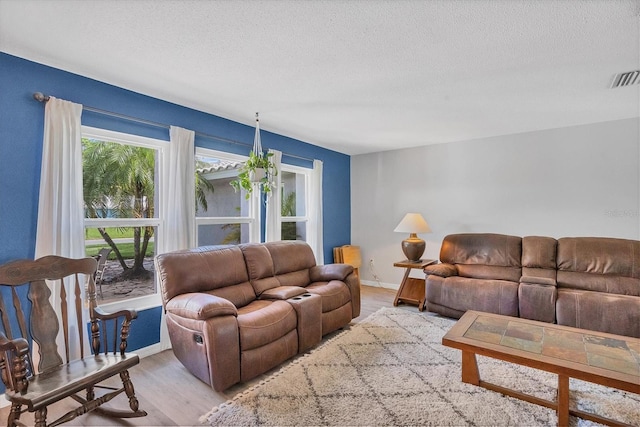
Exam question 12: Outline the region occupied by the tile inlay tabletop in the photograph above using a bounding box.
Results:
[443,310,640,427]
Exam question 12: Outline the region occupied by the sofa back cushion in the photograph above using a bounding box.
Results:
[240,243,279,294]
[241,241,316,295]
[556,237,640,296]
[440,233,522,282]
[156,245,256,307]
[521,236,558,283]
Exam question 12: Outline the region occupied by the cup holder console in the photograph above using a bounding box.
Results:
[285,291,322,352]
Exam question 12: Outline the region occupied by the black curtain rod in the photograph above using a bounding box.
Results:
[32,92,314,162]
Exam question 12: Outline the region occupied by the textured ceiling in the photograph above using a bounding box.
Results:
[1,0,638,155]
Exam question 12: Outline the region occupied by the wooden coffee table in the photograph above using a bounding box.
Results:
[442,311,640,427]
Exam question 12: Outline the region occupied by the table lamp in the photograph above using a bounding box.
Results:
[393,213,431,262]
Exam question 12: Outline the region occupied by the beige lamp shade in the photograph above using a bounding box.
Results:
[394,213,431,262]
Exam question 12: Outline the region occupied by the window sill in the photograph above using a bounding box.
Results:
[97,293,162,312]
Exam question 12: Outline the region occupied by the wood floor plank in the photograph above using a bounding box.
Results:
[0,285,400,426]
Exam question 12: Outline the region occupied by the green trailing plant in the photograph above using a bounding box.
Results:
[230,151,278,200]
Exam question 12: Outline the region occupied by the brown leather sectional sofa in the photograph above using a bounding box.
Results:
[155,241,360,391]
[424,233,640,338]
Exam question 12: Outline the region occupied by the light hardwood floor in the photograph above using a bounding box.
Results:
[0,285,413,426]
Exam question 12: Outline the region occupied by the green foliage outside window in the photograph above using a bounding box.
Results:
[281,191,299,240]
[83,138,213,281]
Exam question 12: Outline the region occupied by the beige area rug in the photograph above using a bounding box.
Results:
[202,307,640,426]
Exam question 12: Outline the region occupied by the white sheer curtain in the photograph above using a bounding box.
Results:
[265,149,282,242]
[159,126,195,253]
[308,159,324,264]
[248,187,262,244]
[34,96,85,366]
[157,126,195,351]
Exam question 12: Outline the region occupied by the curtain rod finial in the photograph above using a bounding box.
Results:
[33,92,49,102]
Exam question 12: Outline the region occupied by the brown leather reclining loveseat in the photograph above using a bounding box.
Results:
[424,233,640,338]
[155,241,360,391]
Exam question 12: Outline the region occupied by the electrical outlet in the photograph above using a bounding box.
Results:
[369,258,375,266]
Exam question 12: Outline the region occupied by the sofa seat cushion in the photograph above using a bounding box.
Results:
[456,264,522,283]
[237,300,297,351]
[305,280,352,313]
[426,275,519,317]
[556,288,640,338]
[556,271,640,297]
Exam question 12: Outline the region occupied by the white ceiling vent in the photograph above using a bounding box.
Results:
[611,70,640,88]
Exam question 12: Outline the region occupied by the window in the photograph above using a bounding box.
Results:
[82,127,163,306]
[195,148,260,245]
[280,164,311,241]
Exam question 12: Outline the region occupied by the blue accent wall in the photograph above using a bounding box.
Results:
[0,52,351,382]
[87,306,162,353]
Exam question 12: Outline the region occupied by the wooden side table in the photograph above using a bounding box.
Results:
[393,259,437,311]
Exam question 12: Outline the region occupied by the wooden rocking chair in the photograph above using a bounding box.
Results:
[0,255,147,426]
[94,247,111,299]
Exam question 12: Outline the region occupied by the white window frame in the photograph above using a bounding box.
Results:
[280,163,312,240]
[195,147,261,245]
[81,126,164,311]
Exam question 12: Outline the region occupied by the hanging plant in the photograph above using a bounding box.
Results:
[230,150,278,199]
[230,112,278,200]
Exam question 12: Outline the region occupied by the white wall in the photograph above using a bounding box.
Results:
[351,118,640,289]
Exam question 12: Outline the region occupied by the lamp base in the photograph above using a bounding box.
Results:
[401,234,425,262]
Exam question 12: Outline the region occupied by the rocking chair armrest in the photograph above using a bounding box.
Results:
[0,332,30,394]
[0,332,29,355]
[91,307,138,355]
[93,306,138,322]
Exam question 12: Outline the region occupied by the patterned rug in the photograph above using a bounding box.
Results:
[202,307,640,426]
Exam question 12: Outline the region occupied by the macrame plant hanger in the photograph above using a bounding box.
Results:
[252,112,263,158]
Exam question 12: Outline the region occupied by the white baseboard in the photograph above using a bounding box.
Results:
[361,279,398,290]
[136,342,165,359]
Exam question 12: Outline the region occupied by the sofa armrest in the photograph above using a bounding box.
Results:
[166,293,237,320]
[424,263,457,278]
[520,276,557,287]
[259,286,307,300]
[310,264,354,282]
